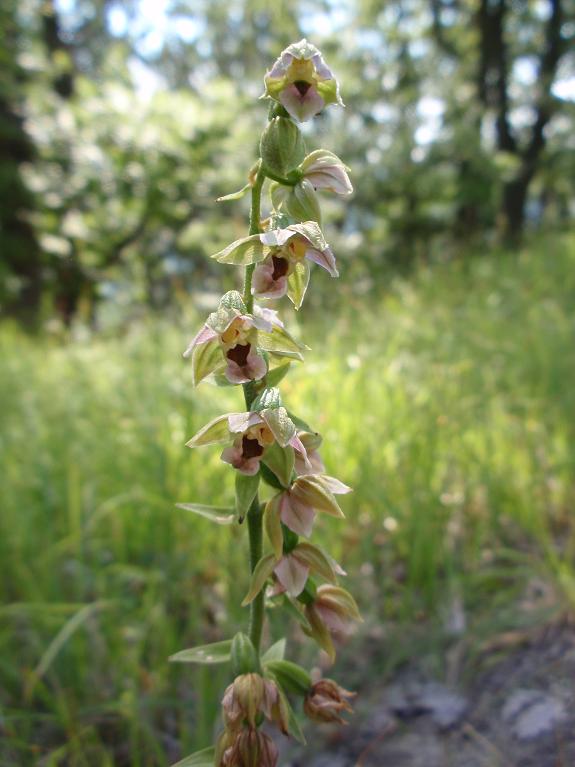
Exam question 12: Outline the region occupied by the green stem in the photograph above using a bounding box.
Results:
[242,164,266,651]
[260,165,301,187]
[243,167,266,313]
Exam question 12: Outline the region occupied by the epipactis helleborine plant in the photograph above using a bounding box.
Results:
[171,40,361,767]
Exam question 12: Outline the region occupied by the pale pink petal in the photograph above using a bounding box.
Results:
[252,261,289,299]
[228,411,263,433]
[289,434,312,470]
[305,168,353,195]
[252,305,283,331]
[320,476,353,495]
[267,52,293,79]
[274,555,309,597]
[305,245,338,277]
[295,448,325,476]
[220,445,261,475]
[316,605,354,635]
[183,324,218,358]
[280,84,325,122]
[225,348,267,384]
[259,228,294,248]
[311,52,334,80]
[279,492,316,537]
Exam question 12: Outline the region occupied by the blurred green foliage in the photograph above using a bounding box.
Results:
[1,234,574,764]
[0,0,573,326]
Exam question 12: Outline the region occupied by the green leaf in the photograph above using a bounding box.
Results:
[264,495,283,560]
[235,472,260,522]
[186,414,230,448]
[211,234,266,265]
[192,339,223,386]
[262,406,296,447]
[287,260,310,310]
[265,660,312,696]
[264,362,291,388]
[171,747,215,767]
[251,386,282,412]
[262,442,295,488]
[242,553,276,606]
[261,638,286,663]
[175,503,236,525]
[169,640,232,665]
[231,632,259,675]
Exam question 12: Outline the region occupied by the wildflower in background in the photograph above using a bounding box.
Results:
[263,39,343,122]
[184,291,303,385]
[304,678,355,724]
[186,407,310,477]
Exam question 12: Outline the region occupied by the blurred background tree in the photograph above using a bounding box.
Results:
[1,0,573,326]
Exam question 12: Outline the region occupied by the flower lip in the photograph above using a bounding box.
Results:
[271,255,290,280]
[226,343,251,367]
[242,436,264,460]
[294,80,312,96]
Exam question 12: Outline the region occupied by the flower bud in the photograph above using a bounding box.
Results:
[304,678,355,725]
[271,179,322,224]
[260,117,305,177]
[222,728,278,767]
[304,584,362,661]
[222,673,265,730]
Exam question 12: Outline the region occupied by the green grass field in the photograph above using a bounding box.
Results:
[1,234,574,766]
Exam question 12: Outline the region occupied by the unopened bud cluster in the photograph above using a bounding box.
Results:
[174,40,360,767]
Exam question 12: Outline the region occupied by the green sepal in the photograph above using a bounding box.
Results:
[231,632,260,676]
[294,542,338,583]
[241,553,276,606]
[264,660,312,696]
[206,290,246,334]
[235,472,260,522]
[170,746,215,767]
[258,325,306,359]
[261,638,286,663]
[169,640,232,665]
[251,387,282,412]
[175,503,236,525]
[264,495,283,560]
[192,339,223,386]
[260,461,286,490]
[262,406,296,446]
[211,234,265,266]
[287,260,310,310]
[186,414,230,448]
[277,684,307,745]
[262,442,295,487]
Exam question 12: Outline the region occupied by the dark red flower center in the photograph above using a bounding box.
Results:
[226,343,251,367]
[271,255,289,280]
[242,435,264,459]
[294,80,312,97]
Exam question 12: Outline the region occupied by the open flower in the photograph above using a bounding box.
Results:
[184,291,304,385]
[265,474,351,540]
[304,678,355,725]
[299,150,353,196]
[294,431,325,475]
[186,389,311,478]
[211,223,336,310]
[304,584,362,661]
[264,39,343,122]
[253,224,337,308]
[242,541,342,604]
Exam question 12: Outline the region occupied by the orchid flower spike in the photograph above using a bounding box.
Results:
[263,39,343,122]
